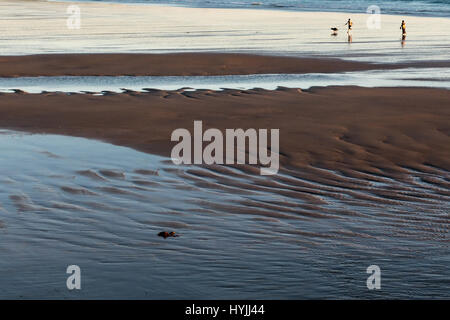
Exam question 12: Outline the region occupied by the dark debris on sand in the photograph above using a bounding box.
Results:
[158,231,179,239]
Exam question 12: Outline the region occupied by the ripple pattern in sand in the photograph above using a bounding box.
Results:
[0,131,448,299]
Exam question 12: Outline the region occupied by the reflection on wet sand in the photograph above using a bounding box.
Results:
[0,131,448,299]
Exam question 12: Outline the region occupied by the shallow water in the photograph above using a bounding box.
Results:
[0,130,448,298]
[1,68,450,93]
[58,0,450,17]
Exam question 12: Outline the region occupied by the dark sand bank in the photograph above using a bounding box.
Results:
[1,53,450,77]
[0,86,449,176]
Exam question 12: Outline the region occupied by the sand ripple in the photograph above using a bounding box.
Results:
[0,132,448,299]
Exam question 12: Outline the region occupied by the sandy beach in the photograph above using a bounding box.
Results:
[1,53,450,77]
[2,1,450,63]
[0,53,422,77]
[0,0,448,299]
[0,84,449,299]
[1,86,449,174]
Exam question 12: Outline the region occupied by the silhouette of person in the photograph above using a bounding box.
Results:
[345,18,353,32]
[400,20,406,35]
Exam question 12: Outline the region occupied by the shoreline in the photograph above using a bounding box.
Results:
[1,0,449,301]
[1,86,449,300]
[2,1,449,62]
[1,53,450,77]
[51,0,450,19]
[0,86,449,175]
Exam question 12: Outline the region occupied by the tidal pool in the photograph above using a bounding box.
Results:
[0,131,448,298]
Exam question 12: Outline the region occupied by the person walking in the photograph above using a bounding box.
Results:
[400,20,406,35]
[345,18,353,32]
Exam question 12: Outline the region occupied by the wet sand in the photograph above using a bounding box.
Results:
[2,1,450,63]
[0,86,449,176]
[1,54,450,78]
[0,130,447,298]
[4,53,450,78]
[0,0,448,300]
[0,54,397,77]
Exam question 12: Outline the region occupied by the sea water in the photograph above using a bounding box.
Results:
[65,0,450,17]
[0,68,449,93]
